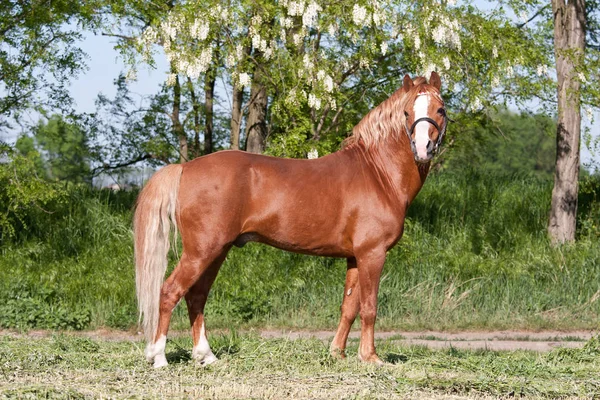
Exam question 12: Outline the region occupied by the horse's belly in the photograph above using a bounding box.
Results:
[233,231,352,258]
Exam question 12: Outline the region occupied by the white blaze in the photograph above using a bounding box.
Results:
[413,94,431,159]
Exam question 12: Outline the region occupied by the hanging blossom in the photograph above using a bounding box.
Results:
[125,68,137,82]
[431,16,461,50]
[442,56,450,70]
[423,64,438,79]
[492,75,500,88]
[584,107,594,121]
[166,73,177,86]
[191,19,209,41]
[537,64,548,76]
[328,23,338,36]
[323,75,334,92]
[352,4,368,27]
[492,46,498,59]
[381,42,388,56]
[308,93,321,110]
[578,72,587,83]
[372,10,385,27]
[471,97,482,111]
[307,148,319,159]
[302,2,321,28]
[505,65,514,78]
[238,72,251,87]
[288,0,305,16]
[414,34,421,50]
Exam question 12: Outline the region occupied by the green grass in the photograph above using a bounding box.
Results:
[1,333,600,399]
[0,170,599,331]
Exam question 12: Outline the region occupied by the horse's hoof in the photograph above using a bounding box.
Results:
[194,351,218,366]
[153,354,169,368]
[359,353,385,365]
[330,347,347,360]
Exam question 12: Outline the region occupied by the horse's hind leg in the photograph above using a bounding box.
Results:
[146,248,227,368]
[330,258,360,358]
[184,250,228,365]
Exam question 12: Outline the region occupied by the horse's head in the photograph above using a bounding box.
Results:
[401,72,449,164]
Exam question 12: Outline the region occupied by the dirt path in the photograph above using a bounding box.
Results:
[2,328,596,352]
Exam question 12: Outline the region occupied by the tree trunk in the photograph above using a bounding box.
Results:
[548,0,586,244]
[172,70,188,163]
[204,70,216,155]
[186,77,201,158]
[245,53,268,154]
[230,85,243,150]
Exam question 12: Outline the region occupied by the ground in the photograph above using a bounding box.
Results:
[1,329,599,399]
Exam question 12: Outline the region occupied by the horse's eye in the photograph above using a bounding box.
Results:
[404,111,409,118]
[438,108,446,116]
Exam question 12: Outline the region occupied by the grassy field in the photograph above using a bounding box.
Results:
[0,169,599,332]
[1,332,600,399]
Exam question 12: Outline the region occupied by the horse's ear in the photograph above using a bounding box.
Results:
[429,71,442,90]
[402,74,413,91]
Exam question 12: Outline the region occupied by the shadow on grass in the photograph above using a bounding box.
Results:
[385,353,408,364]
[166,348,192,364]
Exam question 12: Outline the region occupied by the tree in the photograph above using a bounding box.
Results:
[548,0,587,243]
[32,115,93,183]
[0,1,101,131]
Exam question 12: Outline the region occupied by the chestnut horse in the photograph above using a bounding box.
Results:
[135,72,449,367]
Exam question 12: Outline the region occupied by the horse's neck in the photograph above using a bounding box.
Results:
[353,136,430,204]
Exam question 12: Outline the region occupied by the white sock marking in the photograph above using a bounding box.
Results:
[193,322,217,365]
[413,94,430,159]
[145,335,168,368]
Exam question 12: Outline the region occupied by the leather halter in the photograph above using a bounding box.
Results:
[404,103,452,157]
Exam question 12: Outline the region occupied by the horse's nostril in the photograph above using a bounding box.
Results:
[426,140,433,151]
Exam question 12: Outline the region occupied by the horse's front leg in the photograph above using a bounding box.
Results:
[330,258,360,358]
[356,248,387,364]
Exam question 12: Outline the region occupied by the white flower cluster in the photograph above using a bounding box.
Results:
[431,16,461,50]
[584,107,594,122]
[536,64,548,76]
[166,73,177,86]
[250,14,275,60]
[316,70,335,92]
[191,19,209,41]
[381,41,388,56]
[492,46,498,59]
[328,23,338,36]
[492,75,500,88]
[125,68,137,82]
[414,34,421,51]
[308,92,322,110]
[238,72,251,87]
[578,72,587,83]
[287,0,305,16]
[302,2,321,28]
[352,4,368,27]
[307,148,319,159]
[505,65,514,78]
[423,64,438,79]
[471,97,482,112]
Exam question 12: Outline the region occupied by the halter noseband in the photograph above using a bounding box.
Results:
[404,106,452,157]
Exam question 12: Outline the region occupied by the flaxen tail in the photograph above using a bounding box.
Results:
[134,164,183,343]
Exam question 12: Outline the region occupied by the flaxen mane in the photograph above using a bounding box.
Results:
[343,76,438,149]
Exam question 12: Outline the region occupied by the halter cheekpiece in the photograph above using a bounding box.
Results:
[404,92,451,157]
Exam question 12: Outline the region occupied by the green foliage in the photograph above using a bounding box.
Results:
[0,0,103,130]
[1,169,599,332]
[442,108,556,178]
[0,281,91,330]
[31,115,93,183]
[0,143,67,241]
